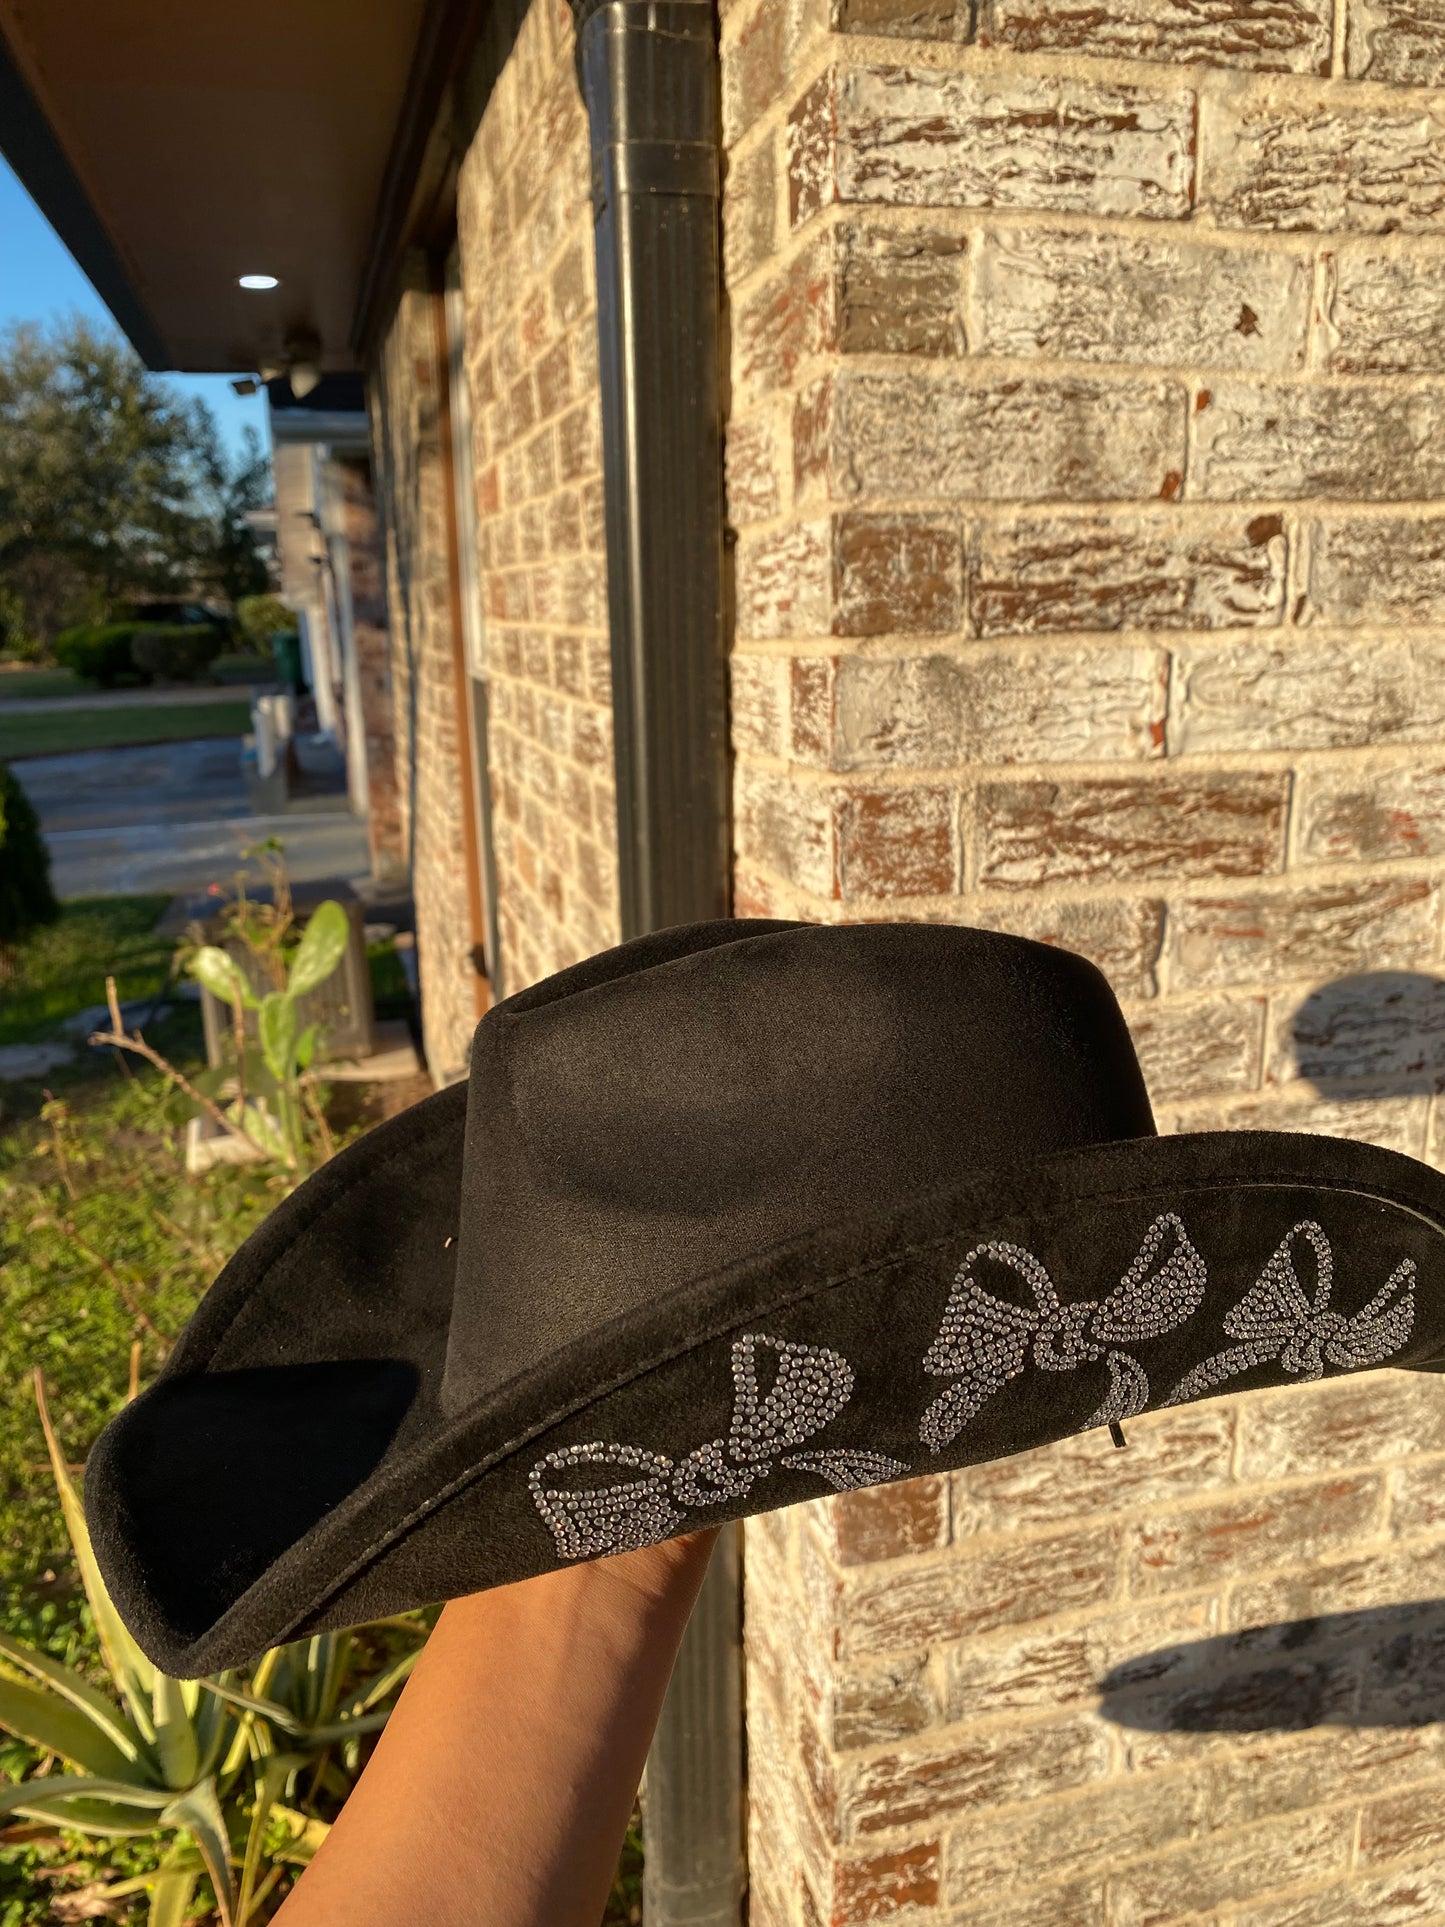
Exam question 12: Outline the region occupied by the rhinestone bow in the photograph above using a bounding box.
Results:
[530,1334,910,1561]
[1166,1221,1417,1406]
[919,1213,1208,1452]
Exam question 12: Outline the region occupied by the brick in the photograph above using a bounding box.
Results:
[942,1774,1207,1894]
[966,895,1166,999]
[735,236,835,406]
[723,0,787,148]
[1169,637,1445,753]
[833,1840,940,1922]
[945,1598,1216,1721]
[1209,1727,1445,1832]
[725,416,783,526]
[975,772,1289,890]
[1345,0,1445,84]
[836,785,958,898]
[1267,970,1445,1088]
[1128,995,1265,1103]
[954,1405,1234,1535]
[834,512,964,635]
[1230,1534,1445,1634]
[1207,86,1445,233]
[1392,1455,1445,1538]
[975,229,1310,374]
[837,1523,1124,1657]
[1130,1474,1385,1596]
[789,67,1195,227]
[810,370,1187,503]
[842,1713,1110,1834]
[736,522,832,639]
[825,646,1167,771]
[732,654,790,759]
[1364,1772,1445,1865]
[973,510,1286,637]
[832,1653,942,1751]
[791,657,838,765]
[984,0,1331,71]
[724,136,778,288]
[1237,1373,1445,1483]
[822,1474,950,1566]
[1167,879,1440,990]
[963,1881,1105,1927]
[1190,378,1445,500]
[1109,1811,1352,1927]
[1169,1087,1431,1156]
[1325,250,1445,375]
[834,219,967,356]
[1231,1857,1445,1927]
[1306,514,1445,625]
[736,764,836,895]
[832,0,964,37]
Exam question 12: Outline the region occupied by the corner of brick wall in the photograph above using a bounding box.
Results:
[722,2,1445,1920]
[370,266,478,1081]
[455,0,621,994]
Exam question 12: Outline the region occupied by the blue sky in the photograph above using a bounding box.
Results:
[1,153,270,463]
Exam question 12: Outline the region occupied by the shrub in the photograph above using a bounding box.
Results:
[129,622,224,683]
[235,594,292,655]
[0,762,59,955]
[53,622,145,688]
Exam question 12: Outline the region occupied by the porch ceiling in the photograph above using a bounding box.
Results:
[0,0,429,372]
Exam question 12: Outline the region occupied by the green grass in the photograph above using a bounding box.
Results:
[0,701,252,760]
[0,898,175,1047]
[0,669,81,702]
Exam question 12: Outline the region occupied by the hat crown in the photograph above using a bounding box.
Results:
[441,920,1155,1417]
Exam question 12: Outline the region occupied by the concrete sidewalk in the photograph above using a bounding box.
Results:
[17,736,369,896]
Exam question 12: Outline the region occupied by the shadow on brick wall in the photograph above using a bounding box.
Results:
[1098,1600,1445,1732]
[1290,973,1445,1095]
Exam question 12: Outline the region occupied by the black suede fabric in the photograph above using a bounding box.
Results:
[82,921,1445,1676]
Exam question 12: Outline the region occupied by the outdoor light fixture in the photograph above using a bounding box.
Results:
[238,274,280,291]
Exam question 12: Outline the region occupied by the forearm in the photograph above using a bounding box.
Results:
[274,1532,716,1927]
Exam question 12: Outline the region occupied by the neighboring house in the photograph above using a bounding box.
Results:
[9,2,1445,1922]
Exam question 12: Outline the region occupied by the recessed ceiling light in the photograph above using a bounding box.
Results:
[238,274,280,291]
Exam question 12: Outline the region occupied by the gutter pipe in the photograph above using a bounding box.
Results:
[571,5,743,1925]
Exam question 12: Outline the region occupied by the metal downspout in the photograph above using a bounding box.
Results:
[572,4,742,1924]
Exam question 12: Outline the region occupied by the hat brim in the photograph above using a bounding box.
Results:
[87,1103,1445,1675]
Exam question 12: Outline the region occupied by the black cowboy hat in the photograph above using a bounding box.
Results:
[87,919,1445,1675]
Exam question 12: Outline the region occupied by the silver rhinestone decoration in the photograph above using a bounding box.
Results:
[920,1215,1207,1452]
[728,1334,854,1461]
[1166,1223,1417,1406]
[673,1437,759,1508]
[529,1443,683,1562]
[530,1333,871,1561]
[782,1448,911,1492]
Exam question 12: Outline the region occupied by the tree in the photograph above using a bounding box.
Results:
[0,317,274,645]
[0,761,58,968]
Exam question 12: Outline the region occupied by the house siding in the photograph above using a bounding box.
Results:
[454,0,621,993]
[370,268,478,1081]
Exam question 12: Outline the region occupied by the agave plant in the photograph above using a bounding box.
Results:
[0,1373,426,1924]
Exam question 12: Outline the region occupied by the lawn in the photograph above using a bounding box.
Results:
[0,700,252,759]
[0,897,174,1046]
[0,669,81,702]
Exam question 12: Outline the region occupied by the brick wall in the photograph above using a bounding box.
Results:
[370,267,479,1080]
[337,454,405,876]
[454,0,620,992]
[723,4,1445,1920]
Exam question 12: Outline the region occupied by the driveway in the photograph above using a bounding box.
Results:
[17,735,371,896]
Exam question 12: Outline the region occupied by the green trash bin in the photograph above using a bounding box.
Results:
[271,630,306,694]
